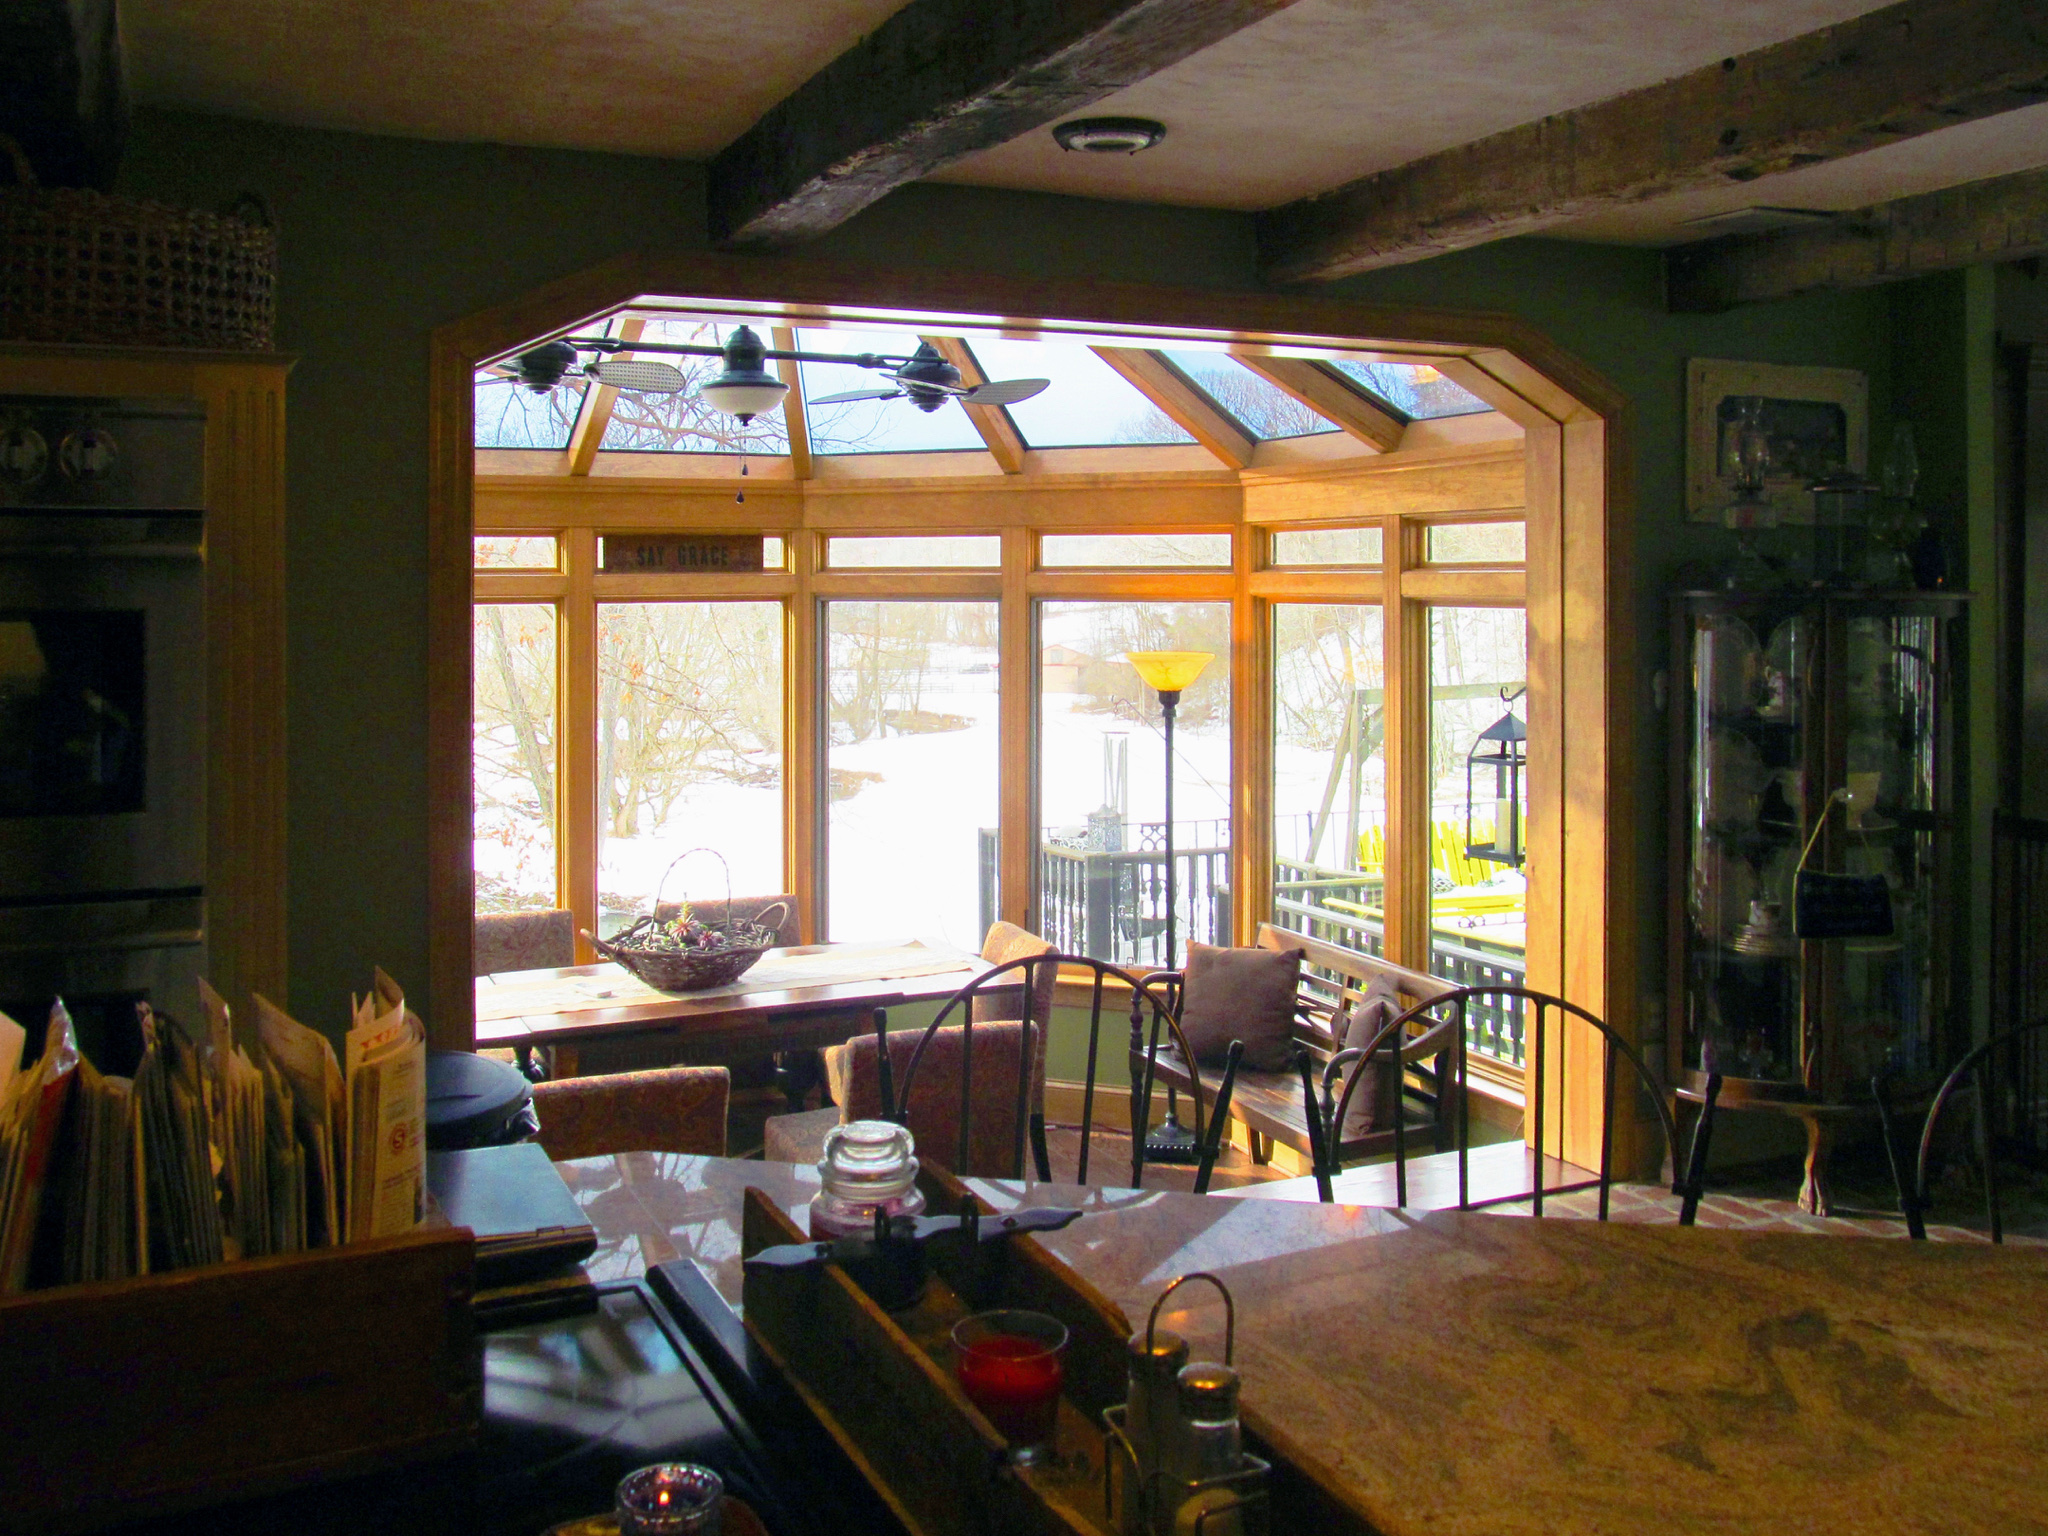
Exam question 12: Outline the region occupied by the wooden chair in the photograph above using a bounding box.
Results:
[1139,924,1459,1171]
[869,952,1242,1190]
[1874,1016,2048,1242]
[528,1065,731,1161]
[1300,985,1695,1222]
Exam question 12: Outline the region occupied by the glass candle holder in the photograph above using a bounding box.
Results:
[614,1462,724,1535]
[952,1308,1068,1464]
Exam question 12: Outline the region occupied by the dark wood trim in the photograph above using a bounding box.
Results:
[1259,0,2048,284]
[706,0,1294,247]
[1667,164,2048,313]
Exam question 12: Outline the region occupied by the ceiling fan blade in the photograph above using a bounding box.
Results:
[959,378,1050,406]
[808,387,901,404]
[587,359,688,395]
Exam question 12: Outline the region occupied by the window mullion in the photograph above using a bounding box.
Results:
[999,527,1035,933]
[790,531,822,943]
[1381,516,1430,973]
[561,528,599,961]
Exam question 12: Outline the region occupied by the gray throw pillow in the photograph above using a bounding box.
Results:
[1177,943,1303,1072]
[1337,974,1405,1136]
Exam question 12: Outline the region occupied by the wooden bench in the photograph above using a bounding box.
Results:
[1136,923,1461,1169]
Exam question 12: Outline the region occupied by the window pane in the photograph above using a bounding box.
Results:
[825,602,999,948]
[1429,606,1529,1062]
[1038,601,1231,968]
[1040,533,1230,568]
[1159,352,1340,441]
[475,371,586,449]
[964,337,1194,448]
[474,605,558,917]
[596,602,784,937]
[827,536,1001,568]
[762,536,787,570]
[1270,606,1386,960]
[1326,360,1492,420]
[600,317,790,456]
[1270,526,1383,567]
[475,536,559,570]
[796,328,988,454]
[1427,521,1527,563]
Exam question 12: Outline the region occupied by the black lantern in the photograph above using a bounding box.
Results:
[1464,686,1527,868]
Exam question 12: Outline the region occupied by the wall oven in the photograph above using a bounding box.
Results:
[0,395,208,1063]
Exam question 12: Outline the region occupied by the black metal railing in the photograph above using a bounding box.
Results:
[1271,855,1527,1065]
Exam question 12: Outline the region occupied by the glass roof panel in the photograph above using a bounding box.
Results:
[796,328,988,455]
[1159,352,1340,442]
[600,317,788,455]
[963,337,1193,448]
[1325,360,1491,420]
[474,369,586,449]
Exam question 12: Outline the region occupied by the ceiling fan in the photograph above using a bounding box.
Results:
[488,325,1049,422]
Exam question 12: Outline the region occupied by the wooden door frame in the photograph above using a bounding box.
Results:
[431,252,1634,1160]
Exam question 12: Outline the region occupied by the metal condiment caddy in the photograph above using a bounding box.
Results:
[1102,1273,1270,1536]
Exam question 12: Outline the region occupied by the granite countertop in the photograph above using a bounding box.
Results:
[557,1153,2048,1536]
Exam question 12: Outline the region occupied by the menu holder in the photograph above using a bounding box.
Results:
[739,1165,1378,1536]
[0,1227,479,1535]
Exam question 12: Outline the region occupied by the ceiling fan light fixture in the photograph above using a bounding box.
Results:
[698,323,789,422]
[1052,117,1166,154]
[511,340,580,393]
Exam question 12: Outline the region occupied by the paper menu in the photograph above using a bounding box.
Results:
[253,994,347,1248]
[343,971,427,1242]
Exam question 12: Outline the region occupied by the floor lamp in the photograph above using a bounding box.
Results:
[1126,649,1214,1163]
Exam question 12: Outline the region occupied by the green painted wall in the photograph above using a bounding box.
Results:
[111,109,1911,1054]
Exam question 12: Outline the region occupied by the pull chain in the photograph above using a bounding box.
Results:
[736,448,747,504]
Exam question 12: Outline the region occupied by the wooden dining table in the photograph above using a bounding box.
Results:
[473,938,985,1077]
[550,1151,2048,1536]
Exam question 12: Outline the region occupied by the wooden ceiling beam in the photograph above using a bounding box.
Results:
[1666,163,2048,312]
[924,335,1027,473]
[707,0,1299,248]
[1092,347,1255,469]
[1258,0,2048,285]
[772,326,813,479]
[565,317,643,476]
[0,0,123,189]
[1233,356,1402,451]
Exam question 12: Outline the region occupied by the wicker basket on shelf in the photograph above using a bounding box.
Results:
[582,849,788,992]
[0,136,276,350]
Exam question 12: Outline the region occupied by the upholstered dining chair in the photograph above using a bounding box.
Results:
[1874,1015,2048,1242]
[528,1065,732,1162]
[475,908,575,976]
[1299,985,1697,1222]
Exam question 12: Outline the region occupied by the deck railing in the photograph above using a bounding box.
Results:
[979,836,1528,1065]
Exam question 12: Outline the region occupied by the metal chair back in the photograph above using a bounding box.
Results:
[1298,984,1691,1221]
[1875,1015,2048,1242]
[879,952,1243,1191]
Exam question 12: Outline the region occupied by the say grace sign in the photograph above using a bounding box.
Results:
[599,533,766,572]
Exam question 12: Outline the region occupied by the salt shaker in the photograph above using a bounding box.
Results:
[808,1118,926,1239]
[1167,1365,1243,1536]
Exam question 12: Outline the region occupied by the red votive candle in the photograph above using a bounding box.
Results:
[952,1309,1068,1462]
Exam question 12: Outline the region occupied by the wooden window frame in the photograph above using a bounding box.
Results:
[435,254,1632,1168]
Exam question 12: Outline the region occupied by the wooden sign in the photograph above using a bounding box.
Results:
[600,533,765,572]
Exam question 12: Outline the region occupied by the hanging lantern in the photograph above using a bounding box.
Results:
[1464,686,1527,868]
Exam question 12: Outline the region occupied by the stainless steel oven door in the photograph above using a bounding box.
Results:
[0,524,205,901]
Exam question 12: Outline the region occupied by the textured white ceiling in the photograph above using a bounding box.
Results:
[933,0,1891,209]
[122,0,2048,245]
[122,0,913,158]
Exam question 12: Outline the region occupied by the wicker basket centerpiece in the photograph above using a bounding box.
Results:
[582,849,789,992]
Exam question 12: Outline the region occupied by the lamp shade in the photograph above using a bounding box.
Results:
[1125,650,1214,694]
[697,324,789,422]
